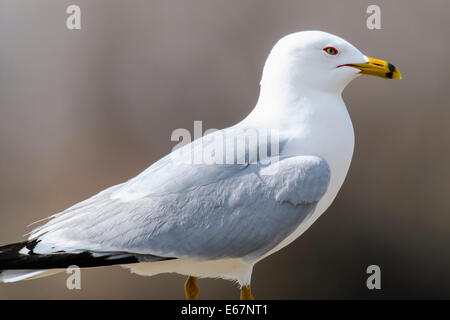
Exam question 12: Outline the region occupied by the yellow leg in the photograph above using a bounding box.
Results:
[184,276,200,300]
[240,285,255,300]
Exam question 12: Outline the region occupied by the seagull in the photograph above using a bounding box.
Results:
[0,30,401,299]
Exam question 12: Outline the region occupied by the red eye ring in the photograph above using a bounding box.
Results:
[323,46,338,55]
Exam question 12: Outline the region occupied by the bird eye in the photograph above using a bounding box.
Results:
[323,47,338,55]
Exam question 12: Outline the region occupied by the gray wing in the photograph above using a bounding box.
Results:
[29,153,330,263]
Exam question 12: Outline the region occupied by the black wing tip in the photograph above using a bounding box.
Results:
[0,240,173,270]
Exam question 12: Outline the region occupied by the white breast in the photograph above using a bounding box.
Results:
[256,93,355,261]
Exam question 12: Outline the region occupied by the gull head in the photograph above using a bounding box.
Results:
[260,30,401,95]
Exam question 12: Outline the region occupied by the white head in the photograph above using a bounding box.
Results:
[260,30,400,96]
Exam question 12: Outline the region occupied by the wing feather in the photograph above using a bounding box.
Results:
[29,127,330,262]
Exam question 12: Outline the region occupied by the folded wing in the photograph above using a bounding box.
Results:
[29,152,330,263]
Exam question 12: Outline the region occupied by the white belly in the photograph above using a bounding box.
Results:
[123,257,254,285]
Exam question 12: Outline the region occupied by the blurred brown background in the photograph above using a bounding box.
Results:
[0,0,449,299]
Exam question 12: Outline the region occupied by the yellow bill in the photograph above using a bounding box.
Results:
[346,57,402,79]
